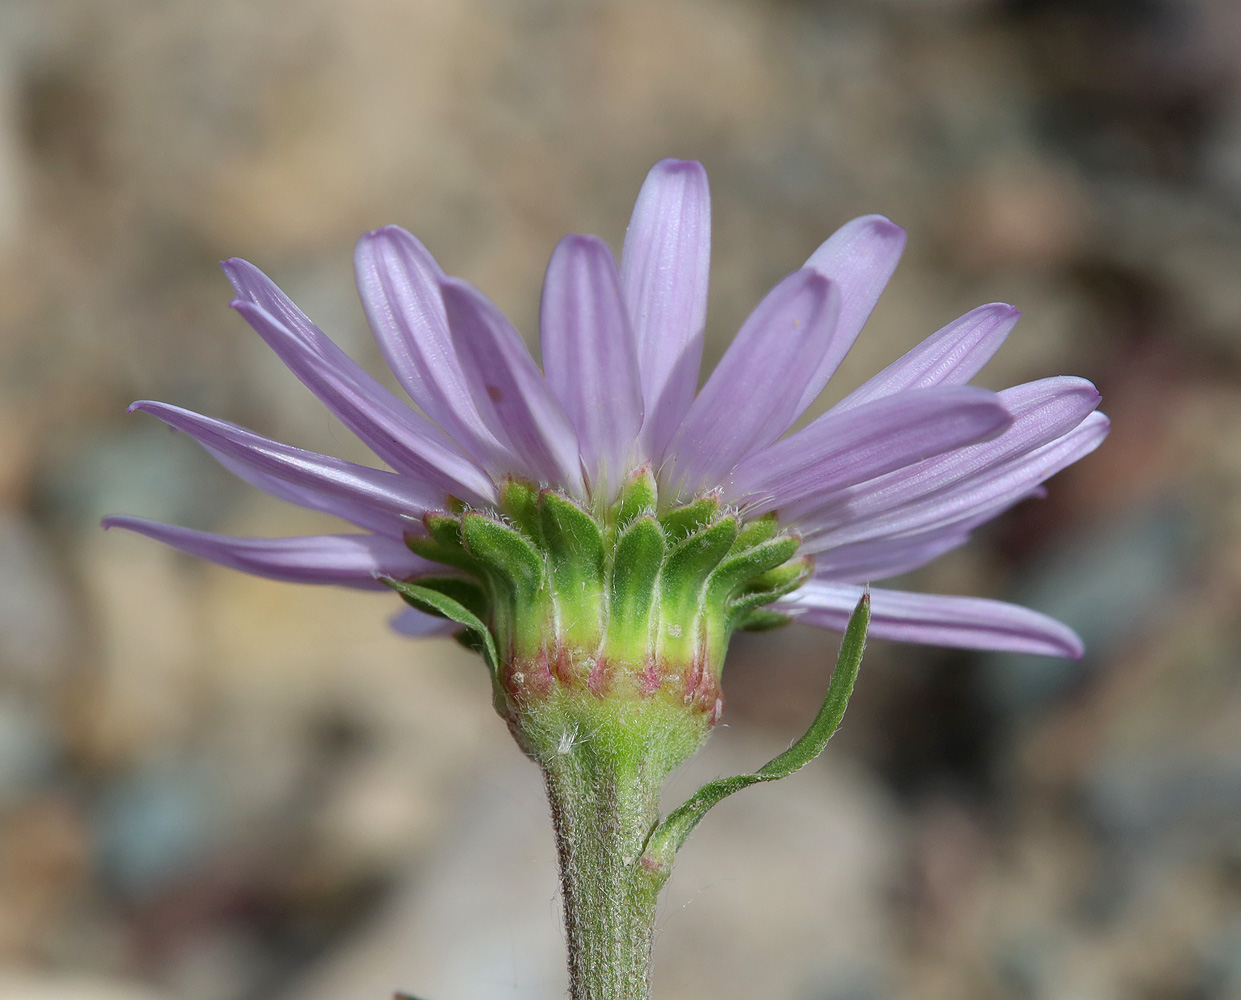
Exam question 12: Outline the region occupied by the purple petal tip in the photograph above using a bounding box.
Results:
[858,214,906,241]
[651,157,706,175]
[359,224,412,244]
[981,302,1021,320]
[559,232,607,251]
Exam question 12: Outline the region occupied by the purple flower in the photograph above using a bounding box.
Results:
[104,159,1106,658]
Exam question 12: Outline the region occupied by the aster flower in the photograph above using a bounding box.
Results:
[105,159,1106,1000]
[105,158,1103,661]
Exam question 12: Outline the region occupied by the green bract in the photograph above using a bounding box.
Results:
[385,466,810,766]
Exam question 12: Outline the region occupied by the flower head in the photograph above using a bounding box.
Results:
[105,159,1105,745]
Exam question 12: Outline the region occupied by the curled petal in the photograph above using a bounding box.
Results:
[620,159,711,458]
[440,277,585,496]
[541,234,644,496]
[664,269,840,497]
[102,517,430,589]
[798,215,907,412]
[833,303,1020,411]
[354,227,510,467]
[777,581,1084,658]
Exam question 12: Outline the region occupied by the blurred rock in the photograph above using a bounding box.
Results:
[983,501,1199,717]
[94,755,221,904]
[0,796,90,962]
[0,511,73,684]
[0,697,56,807]
[0,973,166,1000]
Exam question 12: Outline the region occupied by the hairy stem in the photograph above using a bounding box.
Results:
[542,743,669,1000]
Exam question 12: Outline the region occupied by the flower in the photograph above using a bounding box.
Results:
[104,158,1106,674]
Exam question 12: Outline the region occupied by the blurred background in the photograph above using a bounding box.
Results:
[0,0,1239,997]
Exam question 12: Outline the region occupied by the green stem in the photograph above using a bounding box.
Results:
[541,744,668,1000]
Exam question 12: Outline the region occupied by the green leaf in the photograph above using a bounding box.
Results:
[659,516,739,618]
[707,535,799,605]
[744,555,813,594]
[727,556,813,624]
[642,592,870,868]
[732,513,779,551]
[733,607,793,632]
[609,516,665,646]
[615,465,658,525]
[461,513,544,598]
[659,495,721,542]
[540,490,605,580]
[405,576,489,622]
[540,490,606,644]
[407,515,485,575]
[454,629,491,659]
[499,479,541,540]
[384,578,499,675]
[425,512,466,548]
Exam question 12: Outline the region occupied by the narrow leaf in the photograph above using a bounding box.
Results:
[732,513,779,551]
[461,513,544,598]
[540,491,605,582]
[540,490,606,644]
[707,535,799,606]
[659,495,721,542]
[660,516,739,618]
[406,575,489,622]
[643,592,869,867]
[499,478,542,540]
[615,465,657,525]
[727,556,813,625]
[384,578,499,675]
[734,608,793,632]
[609,516,665,648]
[407,533,483,580]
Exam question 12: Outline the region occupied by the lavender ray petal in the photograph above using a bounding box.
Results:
[353,227,511,466]
[791,381,1104,535]
[809,529,975,583]
[833,303,1020,412]
[440,277,586,497]
[797,215,907,413]
[776,581,1084,658]
[206,448,401,535]
[223,264,493,504]
[619,159,711,459]
[390,606,460,638]
[806,411,1109,550]
[726,385,1011,513]
[540,234,644,496]
[663,269,840,497]
[131,401,434,532]
[102,517,430,589]
[798,485,1039,561]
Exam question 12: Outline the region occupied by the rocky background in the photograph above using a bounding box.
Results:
[0,0,1239,998]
